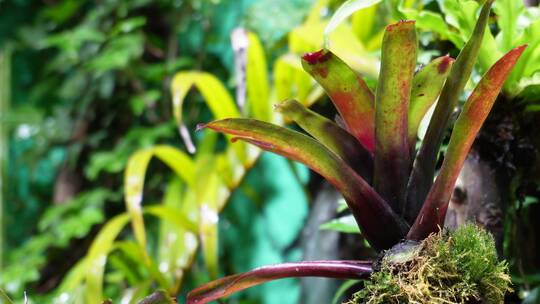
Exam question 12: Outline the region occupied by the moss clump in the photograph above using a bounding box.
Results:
[349,224,511,304]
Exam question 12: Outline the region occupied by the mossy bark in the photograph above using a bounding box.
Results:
[349,225,511,304]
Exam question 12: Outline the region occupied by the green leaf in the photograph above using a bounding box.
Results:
[204,118,408,250]
[275,99,372,179]
[408,45,526,241]
[124,149,153,252]
[400,7,462,47]
[144,205,197,233]
[124,146,195,254]
[320,215,361,234]
[408,56,455,150]
[301,49,375,152]
[273,54,320,107]
[493,0,525,52]
[506,19,540,95]
[373,20,417,213]
[246,32,271,121]
[438,0,501,72]
[406,0,493,224]
[351,3,379,44]
[194,156,223,279]
[157,178,198,293]
[323,0,382,46]
[85,214,131,304]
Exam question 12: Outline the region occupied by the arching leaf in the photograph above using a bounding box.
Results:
[203,118,408,250]
[275,99,372,180]
[187,260,373,304]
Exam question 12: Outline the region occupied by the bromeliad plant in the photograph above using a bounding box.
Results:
[189,0,526,303]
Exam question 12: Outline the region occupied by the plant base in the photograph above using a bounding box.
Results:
[349,224,511,304]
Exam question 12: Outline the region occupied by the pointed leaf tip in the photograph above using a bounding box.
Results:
[437,55,454,74]
[195,123,207,132]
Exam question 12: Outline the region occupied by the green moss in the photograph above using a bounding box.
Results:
[349,224,511,304]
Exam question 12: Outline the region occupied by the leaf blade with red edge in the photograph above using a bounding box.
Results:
[203,118,408,250]
[374,20,417,213]
[275,99,372,180]
[187,260,373,304]
[301,49,375,152]
[407,45,527,241]
[405,0,494,224]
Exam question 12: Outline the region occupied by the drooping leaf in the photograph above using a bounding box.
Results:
[405,0,493,224]
[203,118,408,250]
[275,99,372,180]
[407,45,526,241]
[187,260,373,304]
[408,56,454,148]
[124,146,195,252]
[301,49,376,152]
[323,0,383,45]
[373,20,417,213]
[170,71,245,160]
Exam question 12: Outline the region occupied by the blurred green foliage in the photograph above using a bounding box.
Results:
[0,0,316,302]
[1,0,539,303]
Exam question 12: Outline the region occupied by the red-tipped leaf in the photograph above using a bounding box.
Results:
[301,49,375,152]
[275,99,373,180]
[187,260,373,304]
[407,45,527,241]
[374,20,417,213]
[203,118,408,250]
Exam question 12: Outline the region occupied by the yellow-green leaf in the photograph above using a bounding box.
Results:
[246,32,270,121]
